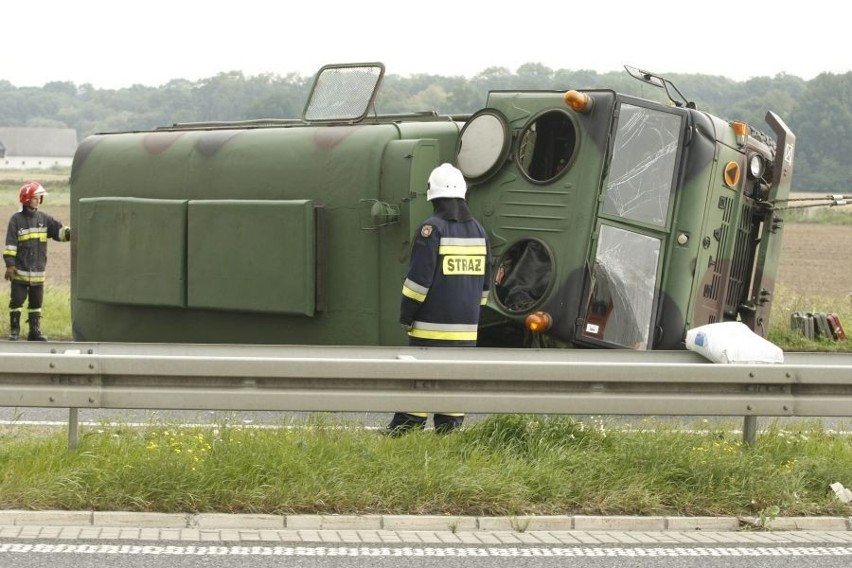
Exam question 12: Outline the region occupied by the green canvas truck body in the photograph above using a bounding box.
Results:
[70,63,795,349]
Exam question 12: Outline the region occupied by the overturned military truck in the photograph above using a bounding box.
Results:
[69,63,795,349]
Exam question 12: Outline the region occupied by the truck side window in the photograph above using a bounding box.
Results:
[494,239,552,313]
[517,110,577,183]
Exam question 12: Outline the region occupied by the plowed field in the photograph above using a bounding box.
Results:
[774,223,852,300]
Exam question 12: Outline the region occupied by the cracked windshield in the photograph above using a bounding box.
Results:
[602,103,682,227]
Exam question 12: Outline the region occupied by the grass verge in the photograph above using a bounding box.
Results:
[768,285,852,352]
[0,286,71,341]
[0,170,70,207]
[1,415,849,518]
[782,206,852,225]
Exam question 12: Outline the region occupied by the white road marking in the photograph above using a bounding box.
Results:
[1,544,851,557]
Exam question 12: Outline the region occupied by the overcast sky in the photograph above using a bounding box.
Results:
[5,1,848,89]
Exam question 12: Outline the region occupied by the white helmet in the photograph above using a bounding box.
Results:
[427,163,467,201]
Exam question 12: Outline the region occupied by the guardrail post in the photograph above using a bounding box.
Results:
[68,408,79,450]
[742,415,758,446]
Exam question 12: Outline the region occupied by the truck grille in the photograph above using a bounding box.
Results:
[725,202,758,313]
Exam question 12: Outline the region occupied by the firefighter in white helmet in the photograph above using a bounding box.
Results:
[386,163,491,435]
[4,182,71,341]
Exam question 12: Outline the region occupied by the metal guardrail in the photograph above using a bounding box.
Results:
[1,342,851,445]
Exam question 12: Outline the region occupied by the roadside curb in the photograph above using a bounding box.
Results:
[1,511,850,532]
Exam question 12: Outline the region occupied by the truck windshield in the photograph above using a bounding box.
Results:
[579,102,681,349]
[582,225,661,349]
[601,103,682,228]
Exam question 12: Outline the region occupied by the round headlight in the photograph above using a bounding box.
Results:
[748,154,765,179]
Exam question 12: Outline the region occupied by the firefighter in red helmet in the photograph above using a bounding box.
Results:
[4,182,71,341]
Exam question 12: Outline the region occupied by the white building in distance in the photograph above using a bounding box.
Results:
[0,127,78,169]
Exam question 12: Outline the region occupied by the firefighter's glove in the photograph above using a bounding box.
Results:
[4,265,14,281]
[62,227,72,241]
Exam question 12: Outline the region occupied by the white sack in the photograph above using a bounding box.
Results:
[685,321,784,364]
[830,482,852,503]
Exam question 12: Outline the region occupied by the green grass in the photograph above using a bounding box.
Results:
[0,415,849,517]
[0,169,70,207]
[767,285,852,352]
[783,208,852,225]
[0,286,71,341]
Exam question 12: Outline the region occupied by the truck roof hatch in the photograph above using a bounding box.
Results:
[303,62,385,123]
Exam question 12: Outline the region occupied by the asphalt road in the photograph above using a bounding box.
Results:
[2,540,850,568]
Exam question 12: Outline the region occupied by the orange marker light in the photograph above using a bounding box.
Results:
[731,121,749,146]
[724,161,741,188]
[525,311,553,333]
[564,90,592,113]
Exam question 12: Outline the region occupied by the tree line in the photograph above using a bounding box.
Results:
[1,64,849,191]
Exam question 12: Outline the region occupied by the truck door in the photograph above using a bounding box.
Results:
[578,100,686,349]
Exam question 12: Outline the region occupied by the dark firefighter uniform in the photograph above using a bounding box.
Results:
[4,207,71,340]
[388,199,491,434]
[400,215,490,345]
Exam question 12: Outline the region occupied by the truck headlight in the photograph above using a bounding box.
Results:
[748,154,766,179]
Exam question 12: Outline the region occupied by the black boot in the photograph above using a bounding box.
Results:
[9,311,20,341]
[434,414,464,434]
[384,413,426,437]
[27,313,47,341]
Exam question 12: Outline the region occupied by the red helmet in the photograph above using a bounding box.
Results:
[19,182,46,205]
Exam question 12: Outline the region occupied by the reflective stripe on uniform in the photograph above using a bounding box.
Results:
[15,269,46,279]
[17,227,49,242]
[4,245,17,257]
[438,236,487,256]
[13,269,46,284]
[438,245,487,255]
[408,321,478,341]
[480,290,489,305]
[401,278,429,303]
[440,237,486,246]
